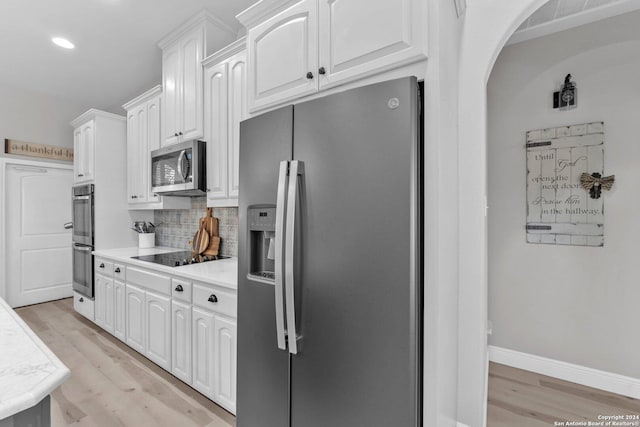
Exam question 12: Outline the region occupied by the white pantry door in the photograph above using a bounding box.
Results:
[6,162,73,307]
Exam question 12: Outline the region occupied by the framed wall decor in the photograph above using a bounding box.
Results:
[525,122,606,246]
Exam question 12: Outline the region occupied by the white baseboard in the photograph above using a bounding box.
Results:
[489,345,640,399]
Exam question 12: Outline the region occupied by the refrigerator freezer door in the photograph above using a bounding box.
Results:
[237,106,293,427]
[289,77,421,427]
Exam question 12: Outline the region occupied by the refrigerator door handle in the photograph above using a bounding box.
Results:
[285,160,304,354]
[274,160,289,351]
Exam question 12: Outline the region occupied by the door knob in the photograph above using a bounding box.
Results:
[115,267,121,273]
[175,284,184,292]
[208,294,218,303]
[318,67,326,75]
[99,263,105,268]
[178,131,183,136]
[306,72,313,79]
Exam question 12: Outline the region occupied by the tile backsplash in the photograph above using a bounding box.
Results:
[154,197,238,257]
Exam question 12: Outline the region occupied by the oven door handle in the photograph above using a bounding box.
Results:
[73,195,91,201]
[177,150,188,181]
[73,245,92,252]
[64,222,73,229]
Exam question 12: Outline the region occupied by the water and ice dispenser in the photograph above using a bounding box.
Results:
[247,206,276,281]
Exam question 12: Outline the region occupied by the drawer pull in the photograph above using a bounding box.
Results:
[115,267,121,273]
[175,284,184,292]
[79,297,84,302]
[99,263,105,268]
[208,294,218,303]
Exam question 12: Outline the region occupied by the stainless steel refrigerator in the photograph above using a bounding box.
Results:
[237,77,423,427]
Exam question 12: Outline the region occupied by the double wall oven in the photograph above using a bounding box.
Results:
[70,184,94,299]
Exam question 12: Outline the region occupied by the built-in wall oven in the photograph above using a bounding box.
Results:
[71,184,94,298]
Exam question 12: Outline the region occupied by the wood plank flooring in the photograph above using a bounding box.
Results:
[15,299,640,426]
[488,361,640,426]
[15,298,235,427]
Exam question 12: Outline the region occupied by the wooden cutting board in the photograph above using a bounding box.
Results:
[191,225,209,256]
[201,207,220,256]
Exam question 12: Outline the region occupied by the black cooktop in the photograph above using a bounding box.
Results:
[132,250,229,267]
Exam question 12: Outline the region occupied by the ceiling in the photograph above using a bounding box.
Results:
[0,0,258,113]
[510,0,640,44]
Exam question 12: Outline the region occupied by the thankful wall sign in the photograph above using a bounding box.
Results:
[4,139,74,162]
[525,122,606,246]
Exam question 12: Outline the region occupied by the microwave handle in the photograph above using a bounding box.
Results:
[177,150,188,181]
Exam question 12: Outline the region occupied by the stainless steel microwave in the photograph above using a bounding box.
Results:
[151,139,206,196]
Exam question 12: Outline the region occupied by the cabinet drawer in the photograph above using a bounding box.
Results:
[172,278,192,303]
[113,263,125,280]
[73,291,94,321]
[126,266,171,295]
[95,259,114,275]
[192,284,236,318]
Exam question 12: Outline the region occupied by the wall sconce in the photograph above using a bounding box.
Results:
[553,74,577,110]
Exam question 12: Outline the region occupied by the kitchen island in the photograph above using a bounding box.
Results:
[0,297,70,426]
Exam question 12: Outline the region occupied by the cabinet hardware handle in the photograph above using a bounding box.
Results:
[175,284,184,292]
[115,267,121,273]
[178,131,183,136]
[306,72,313,79]
[78,174,84,177]
[208,294,218,303]
[174,132,179,137]
[79,297,84,302]
[318,67,326,75]
[99,263,105,268]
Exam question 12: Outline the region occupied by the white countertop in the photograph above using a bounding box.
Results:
[0,297,70,419]
[92,246,238,290]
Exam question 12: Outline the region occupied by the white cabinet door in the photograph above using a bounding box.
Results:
[162,45,181,146]
[214,315,237,412]
[179,27,204,142]
[171,300,192,384]
[145,291,171,371]
[126,284,146,354]
[126,106,146,203]
[205,61,228,201]
[114,280,126,342]
[103,276,115,334]
[94,273,106,327]
[227,51,246,200]
[73,129,82,182]
[145,95,162,203]
[318,0,426,89]
[74,120,95,183]
[247,0,318,112]
[192,306,215,399]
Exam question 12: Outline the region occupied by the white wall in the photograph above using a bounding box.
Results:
[488,10,640,378]
[0,82,86,150]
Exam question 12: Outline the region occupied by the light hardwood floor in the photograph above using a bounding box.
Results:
[16,299,640,426]
[16,298,235,427]
[488,362,640,426]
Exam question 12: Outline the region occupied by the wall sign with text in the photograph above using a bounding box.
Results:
[526,122,605,246]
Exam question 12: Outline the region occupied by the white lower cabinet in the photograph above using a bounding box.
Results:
[114,280,126,342]
[125,284,146,354]
[192,306,215,398]
[214,314,237,412]
[89,259,237,413]
[145,291,171,371]
[171,300,192,383]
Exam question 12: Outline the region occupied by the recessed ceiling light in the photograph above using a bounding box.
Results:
[52,37,75,49]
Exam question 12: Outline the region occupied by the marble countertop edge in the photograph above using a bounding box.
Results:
[0,297,70,420]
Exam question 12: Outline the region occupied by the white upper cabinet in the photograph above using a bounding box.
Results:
[123,86,189,210]
[158,11,236,147]
[73,120,95,183]
[246,0,318,112]
[203,38,247,207]
[318,0,426,89]
[239,0,427,112]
